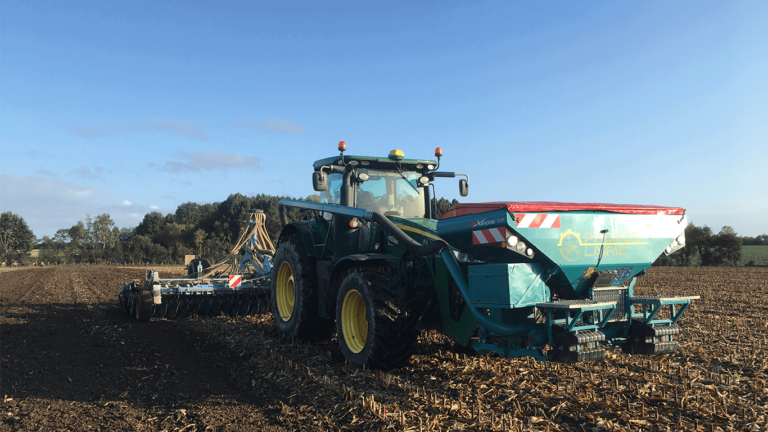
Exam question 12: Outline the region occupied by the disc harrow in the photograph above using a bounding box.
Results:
[118,209,275,322]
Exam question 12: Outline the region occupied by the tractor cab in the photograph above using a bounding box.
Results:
[312,143,468,219]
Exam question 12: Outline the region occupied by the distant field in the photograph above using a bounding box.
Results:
[740,245,768,266]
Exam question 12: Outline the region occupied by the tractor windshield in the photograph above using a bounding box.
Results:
[320,170,425,218]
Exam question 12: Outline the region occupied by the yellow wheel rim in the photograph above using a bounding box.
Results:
[341,289,368,354]
[276,261,295,321]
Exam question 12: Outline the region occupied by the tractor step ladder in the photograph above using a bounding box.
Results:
[629,295,699,325]
[536,299,617,363]
[622,295,700,355]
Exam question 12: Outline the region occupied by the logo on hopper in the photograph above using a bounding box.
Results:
[471,218,504,228]
[558,230,583,262]
[557,229,648,262]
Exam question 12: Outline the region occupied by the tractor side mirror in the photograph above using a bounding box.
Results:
[313,171,328,191]
[459,179,468,197]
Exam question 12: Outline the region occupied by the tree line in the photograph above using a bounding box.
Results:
[653,224,748,267]
[0,199,762,267]
[3,195,459,266]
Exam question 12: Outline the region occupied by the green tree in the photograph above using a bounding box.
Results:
[175,202,204,226]
[90,213,119,250]
[710,226,741,266]
[684,223,742,266]
[136,212,166,240]
[434,198,459,219]
[0,212,35,263]
[742,234,767,246]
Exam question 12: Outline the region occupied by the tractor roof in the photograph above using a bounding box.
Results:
[312,154,437,172]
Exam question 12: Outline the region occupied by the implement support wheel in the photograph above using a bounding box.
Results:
[336,266,418,370]
[270,232,333,340]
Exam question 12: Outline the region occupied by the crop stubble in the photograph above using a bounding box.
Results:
[1,266,766,431]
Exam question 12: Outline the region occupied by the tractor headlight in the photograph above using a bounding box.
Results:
[516,242,526,253]
[665,246,672,254]
[451,250,484,264]
[452,250,468,262]
[677,234,685,246]
[506,236,518,248]
[526,248,534,257]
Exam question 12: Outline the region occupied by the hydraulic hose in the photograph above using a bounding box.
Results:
[362,211,447,259]
[439,249,525,337]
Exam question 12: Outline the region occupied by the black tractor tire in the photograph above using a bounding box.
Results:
[270,232,333,340]
[187,258,212,277]
[134,290,154,323]
[335,266,418,370]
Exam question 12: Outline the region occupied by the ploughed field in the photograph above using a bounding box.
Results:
[1,267,766,431]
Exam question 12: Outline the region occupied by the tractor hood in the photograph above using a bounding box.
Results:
[436,202,687,299]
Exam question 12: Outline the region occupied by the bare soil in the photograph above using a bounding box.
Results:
[1,266,767,431]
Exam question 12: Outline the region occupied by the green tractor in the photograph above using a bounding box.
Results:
[271,142,697,370]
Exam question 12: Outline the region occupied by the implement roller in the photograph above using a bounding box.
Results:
[118,209,275,321]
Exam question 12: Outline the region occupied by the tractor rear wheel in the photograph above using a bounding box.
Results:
[270,232,333,340]
[336,266,418,370]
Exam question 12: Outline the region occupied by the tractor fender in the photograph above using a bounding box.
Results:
[278,222,319,258]
[324,253,399,317]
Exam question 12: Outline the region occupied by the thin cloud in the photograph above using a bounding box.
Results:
[69,118,210,141]
[69,126,111,138]
[37,169,55,177]
[233,117,307,134]
[0,173,171,237]
[146,118,210,140]
[76,166,105,180]
[123,200,132,206]
[162,149,261,173]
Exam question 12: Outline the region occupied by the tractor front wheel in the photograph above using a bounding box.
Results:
[336,266,418,370]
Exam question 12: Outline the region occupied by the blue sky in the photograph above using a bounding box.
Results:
[1,1,766,238]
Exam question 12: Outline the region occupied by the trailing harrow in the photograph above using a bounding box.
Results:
[118,209,274,322]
